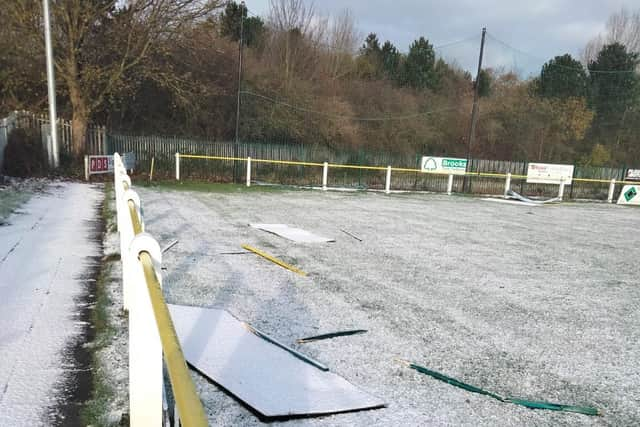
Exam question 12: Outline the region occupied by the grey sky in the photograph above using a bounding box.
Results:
[246,0,637,76]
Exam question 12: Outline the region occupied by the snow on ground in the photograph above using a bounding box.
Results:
[137,185,640,426]
[0,182,102,426]
[0,177,50,222]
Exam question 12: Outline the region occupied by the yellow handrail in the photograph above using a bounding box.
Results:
[140,252,208,427]
[125,178,208,427]
[177,153,635,185]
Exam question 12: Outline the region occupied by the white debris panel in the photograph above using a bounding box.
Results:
[168,304,385,418]
[249,223,335,243]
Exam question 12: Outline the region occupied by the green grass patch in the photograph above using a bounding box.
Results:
[81,183,122,426]
[137,180,296,193]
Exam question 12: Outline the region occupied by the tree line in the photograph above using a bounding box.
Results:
[1,1,639,167]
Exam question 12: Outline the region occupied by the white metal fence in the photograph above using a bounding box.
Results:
[0,110,106,171]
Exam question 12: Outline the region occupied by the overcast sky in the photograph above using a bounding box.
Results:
[246,0,637,76]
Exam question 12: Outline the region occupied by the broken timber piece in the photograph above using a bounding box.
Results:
[340,229,363,242]
[297,329,368,344]
[241,244,307,276]
[161,239,179,253]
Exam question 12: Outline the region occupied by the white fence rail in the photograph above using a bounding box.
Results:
[113,153,207,426]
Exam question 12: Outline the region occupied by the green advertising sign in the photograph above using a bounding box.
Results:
[421,156,467,175]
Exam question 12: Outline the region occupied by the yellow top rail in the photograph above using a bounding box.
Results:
[126,186,208,427]
[178,153,637,185]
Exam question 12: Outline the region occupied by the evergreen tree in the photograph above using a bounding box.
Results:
[220,1,265,47]
[588,43,640,129]
[536,54,588,99]
[402,37,437,89]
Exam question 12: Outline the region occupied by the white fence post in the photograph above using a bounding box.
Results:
[504,173,512,198]
[558,179,566,201]
[128,233,163,427]
[246,157,251,187]
[322,162,328,191]
[607,179,616,203]
[385,166,392,194]
[447,174,454,195]
[84,155,89,181]
[175,153,180,181]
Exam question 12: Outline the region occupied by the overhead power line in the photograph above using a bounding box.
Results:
[241,5,478,55]
[487,32,639,74]
[240,90,462,121]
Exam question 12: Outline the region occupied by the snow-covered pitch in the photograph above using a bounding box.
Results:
[138,186,639,426]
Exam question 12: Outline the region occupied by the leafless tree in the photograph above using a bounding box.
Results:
[583,8,640,65]
[6,0,222,157]
[323,9,359,80]
[266,0,326,85]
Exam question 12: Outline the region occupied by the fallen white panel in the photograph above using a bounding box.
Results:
[481,198,541,207]
[168,304,385,418]
[506,189,559,204]
[250,223,335,243]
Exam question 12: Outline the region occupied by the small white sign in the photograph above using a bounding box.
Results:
[526,163,574,185]
[421,156,468,175]
[626,169,640,181]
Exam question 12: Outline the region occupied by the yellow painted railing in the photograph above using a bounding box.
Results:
[176,153,637,185]
[114,153,208,426]
[175,153,634,202]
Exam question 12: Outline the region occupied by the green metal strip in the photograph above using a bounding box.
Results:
[402,360,600,416]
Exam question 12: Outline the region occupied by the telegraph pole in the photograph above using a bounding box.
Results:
[464,27,486,192]
[43,0,59,168]
[233,1,245,182]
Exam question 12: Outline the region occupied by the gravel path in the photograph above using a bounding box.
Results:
[138,186,640,426]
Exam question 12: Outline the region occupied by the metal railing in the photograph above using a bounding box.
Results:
[175,153,635,203]
[113,153,207,426]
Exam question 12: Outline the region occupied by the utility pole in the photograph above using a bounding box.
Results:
[464,27,486,192]
[233,1,245,182]
[43,0,59,168]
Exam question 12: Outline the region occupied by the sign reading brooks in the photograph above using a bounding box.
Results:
[421,156,467,175]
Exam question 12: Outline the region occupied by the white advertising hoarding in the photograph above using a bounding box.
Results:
[421,156,468,175]
[526,163,574,185]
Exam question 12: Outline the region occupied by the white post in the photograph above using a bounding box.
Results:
[607,179,616,203]
[322,162,328,191]
[128,234,163,427]
[175,153,180,181]
[385,166,392,194]
[246,157,251,187]
[558,179,565,201]
[447,174,454,195]
[84,155,89,181]
[504,173,511,198]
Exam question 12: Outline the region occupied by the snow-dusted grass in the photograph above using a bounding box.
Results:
[83,184,129,426]
[0,177,48,221]
[136,185,639,426]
